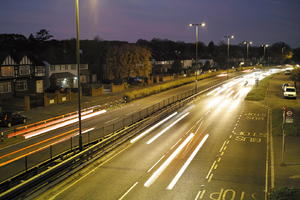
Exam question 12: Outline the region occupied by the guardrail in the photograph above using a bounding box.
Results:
[0,76,233,199]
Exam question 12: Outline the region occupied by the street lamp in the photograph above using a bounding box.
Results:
[225,35,234,77]
[188,22,206,91]
[243,41,253,64]
[261,44,269,65]
[75,0,83,151]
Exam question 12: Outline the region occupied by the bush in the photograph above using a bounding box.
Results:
[269,187,300,200]
[245,76,272,101]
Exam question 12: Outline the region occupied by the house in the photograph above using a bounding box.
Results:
[0,53,46,97]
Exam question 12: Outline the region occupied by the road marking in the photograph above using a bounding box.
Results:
[199,190,206,199]
[195,190,206,200]
[220,151,224,156]
[214,164,218,170]
[226,140,230,145]
[208,173,213,182]
[118,182,139,200]
[217,157,221,162]
[49,143,133,200]
[144,133,194,187]
[195,191,201,200]
[206,160,216,179]
[219,141,227,153]
[147,155,165,173]
[166,134,209,190]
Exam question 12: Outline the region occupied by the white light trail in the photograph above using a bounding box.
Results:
[130,112,177,143]
[24,110,106,139]
[206,87,221,96]
[144,133,194,187]
[146,112,190,144]
[166,134,209,190]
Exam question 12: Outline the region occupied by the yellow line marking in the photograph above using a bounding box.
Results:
[206,161,216,179]
[208,173,213,182]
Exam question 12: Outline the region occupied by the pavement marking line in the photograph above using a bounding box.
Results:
[206,160,217,179]
[146,112,190,144]
[49,143,133,200]
[229,135,232,139]
[147,155,166,173]
[144,133,194,187]
[130,112,177,143]
[220,151,224,156]
[195,121,203,134]
[223,146,227,151]
[214,164,218,170]
[118,182,139,200]
[195,191,201,200]
[200,190,206,199]
[105,117,119,124]
[219,141,227,153]
[166,134,209,190]
[217,157,221,162]
[208,173,213,182]
[0,128,78,162]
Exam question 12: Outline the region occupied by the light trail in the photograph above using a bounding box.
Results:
[146,112,190,144]
[130,112,177,143]
[144,133,194,187]
[166,134,209,190]
[23,110,106,139]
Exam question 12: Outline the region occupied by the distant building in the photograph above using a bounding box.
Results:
[0,54,46,97]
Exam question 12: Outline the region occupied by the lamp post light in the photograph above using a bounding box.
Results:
[188,22,206,91]
[75,0,83,151]
[243,41,253,64]
[225,35,234,77]
[262,44,269,65]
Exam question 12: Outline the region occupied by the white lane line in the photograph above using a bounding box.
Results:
[206,160,217,179]
[166,134,209,190]
[195,191,201,200]
[105,117,119,124]
[146,112,190,144]
[200,190,206,199]
[130,112,177,143]
[147,155,165,173]
[49,143,133,200]
[118,182,139,200]
[208,173,213,182]
[144,133,194,187]
[226,140,230,145]
[219,141,227,153]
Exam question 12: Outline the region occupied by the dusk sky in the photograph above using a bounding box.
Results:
[1,0,300,47]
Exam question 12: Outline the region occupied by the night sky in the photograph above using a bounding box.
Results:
[1,0,300,47]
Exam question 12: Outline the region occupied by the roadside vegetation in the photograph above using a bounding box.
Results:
[269,187,300,200]
[246,69,300,136]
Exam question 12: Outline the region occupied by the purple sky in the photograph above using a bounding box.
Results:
[1,0,300,47]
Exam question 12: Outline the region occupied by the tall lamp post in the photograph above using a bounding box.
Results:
[243,41,253,64]
[262,44,269,65]
[225,35,234,77]
[75,0,83,151]
[188,22,206,91]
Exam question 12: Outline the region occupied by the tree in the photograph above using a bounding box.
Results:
[105,44,152,81]
[34,29,53,41]
[290,68,300,89]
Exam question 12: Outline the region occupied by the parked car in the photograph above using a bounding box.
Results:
[284,70,291,75]
[282,83,289,90]
[283,86,297,99]
[0,112,27,127]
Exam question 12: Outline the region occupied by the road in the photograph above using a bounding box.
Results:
[38,70,273,200]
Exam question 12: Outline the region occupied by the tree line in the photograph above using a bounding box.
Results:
[0,29,299,83]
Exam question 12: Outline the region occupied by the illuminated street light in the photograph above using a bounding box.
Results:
[75,0,83,151]
[225,35,234,77]
[261,44,269,64]
[188,22,206,91]
[243,41,253,63]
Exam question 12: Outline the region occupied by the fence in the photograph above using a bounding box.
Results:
[0,87,197,186]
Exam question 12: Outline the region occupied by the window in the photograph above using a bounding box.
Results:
[1,66,14,76]
[35,66,45,76]
[50,65,55,71]
[19,65,30,76]
[0,82,12,93]
[15,80,28,91]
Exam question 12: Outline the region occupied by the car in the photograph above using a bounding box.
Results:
[283,86,297,99]
[282,83,289,90]
[284,70,291,75]
[0,112,27,127]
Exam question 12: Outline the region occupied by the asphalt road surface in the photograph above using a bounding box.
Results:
[38,70,273,200]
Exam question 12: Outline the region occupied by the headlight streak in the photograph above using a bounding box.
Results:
[24,110,106,139]
[130,112,178,143]
[166,134,209,190]
[146,112,190,144]
[225,90,234,98]
[144,133,194,188]
[206,87,221,96]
